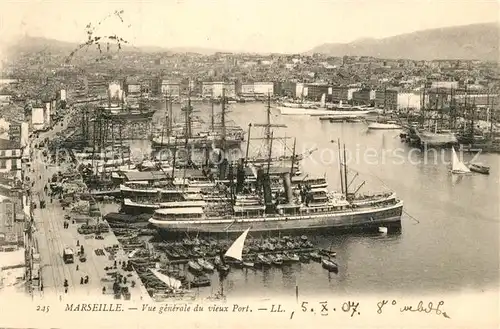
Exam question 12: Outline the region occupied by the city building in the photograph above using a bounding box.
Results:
[352,88,374,106]
[0,139,21,174]
[202,82,236,98]
[331,87,349,103]
[305,83,329,101]
[253,82,274,95]
[31,107,45,131]
[160,80,181,97]
[375,89,399,111]
[238,82,274,96]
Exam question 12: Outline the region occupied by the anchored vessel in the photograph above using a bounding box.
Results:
[149,145,403,236]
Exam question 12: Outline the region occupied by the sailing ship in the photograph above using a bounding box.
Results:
[415,88,457,147]
[367,89,401,130]
[100,82,155,120]
[151,94,244,149]
[450,147,471,174]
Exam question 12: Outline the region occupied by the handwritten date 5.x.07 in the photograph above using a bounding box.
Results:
[376,300,450,319]
[297,301,360,318]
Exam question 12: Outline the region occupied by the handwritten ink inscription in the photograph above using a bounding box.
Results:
[377,299,450,319]
[300,301,360,318]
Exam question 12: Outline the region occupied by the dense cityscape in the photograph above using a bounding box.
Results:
[0,20,499,326]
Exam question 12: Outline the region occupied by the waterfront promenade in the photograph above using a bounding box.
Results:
[28,109,150,302]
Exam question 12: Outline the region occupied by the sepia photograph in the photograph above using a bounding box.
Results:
[0,0,498,328]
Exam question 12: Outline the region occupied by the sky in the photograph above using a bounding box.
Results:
[0,0,498,53]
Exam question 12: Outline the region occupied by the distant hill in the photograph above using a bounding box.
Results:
[307,23,500,61]
[2,36,222,57]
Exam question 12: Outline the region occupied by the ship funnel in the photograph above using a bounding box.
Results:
[218,158,228,180]
[282,172,293,203]
[236,158,245,193]
[257,168,275,214]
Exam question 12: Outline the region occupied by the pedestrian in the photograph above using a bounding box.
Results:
[76,264,79,271]
[40,283,44,292]
[102,286,106,294]
[80,277,83,284]
[77,240,79,246]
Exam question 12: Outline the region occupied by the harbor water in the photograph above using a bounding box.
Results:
[145,101,499,298]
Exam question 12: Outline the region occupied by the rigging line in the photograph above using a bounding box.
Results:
[345,166,421,224]
[403,209,420,224]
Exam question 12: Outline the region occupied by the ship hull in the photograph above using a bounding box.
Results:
[151,138,243,149]
[416,131,458,147]
[150,202,403,238]
[368,123,401,130]
[278,107,372,117]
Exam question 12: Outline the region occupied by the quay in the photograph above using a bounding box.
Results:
[27,113,151,302]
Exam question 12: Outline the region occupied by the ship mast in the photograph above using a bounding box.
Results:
[266,93,271,150]
[245,123,252,165]
[289,137,296,176]
[211,96,215,133]
[182,91,191,187]
[221,88,227,153]
[337,138,344,194]
[343,144,348,199]
[266,131,274,175]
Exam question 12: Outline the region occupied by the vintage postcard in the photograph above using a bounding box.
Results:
[0,0,498,328]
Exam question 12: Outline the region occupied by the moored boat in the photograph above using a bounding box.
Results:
[321,258,338,272]
[188,260,204,273]
[368,120,401,130]
[189,275,211,288]
[197,258,215,272]
[468,163,490,175]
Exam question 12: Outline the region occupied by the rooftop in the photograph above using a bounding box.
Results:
[0,139,20,150]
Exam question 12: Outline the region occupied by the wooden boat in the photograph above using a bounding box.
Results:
[285,252,300,262]
[256,254,272,267]
[321,258,338,272]
[299,253,310,263]
[309,252,321,262]
[273,254,284,266]
[468,163,490,175]
[242,260,255,268]
[188,260,203,273]
[189,275,211,288]
[197,258,215,272]
[319,249,337,258]
[213,256,230,273]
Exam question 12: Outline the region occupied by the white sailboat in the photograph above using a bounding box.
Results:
[224,227,251,262]
[450,147,471,174]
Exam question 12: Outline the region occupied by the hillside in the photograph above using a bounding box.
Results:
[307,23,500,61]
[2,36,222,57]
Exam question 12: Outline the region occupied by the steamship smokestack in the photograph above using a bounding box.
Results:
[218,157,228,180]
[257,168,274,214]
[236,158,245,193]
[282,172,293,203]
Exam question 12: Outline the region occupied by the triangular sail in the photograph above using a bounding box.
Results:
[224,228,250,262]
[451,147,470,173]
